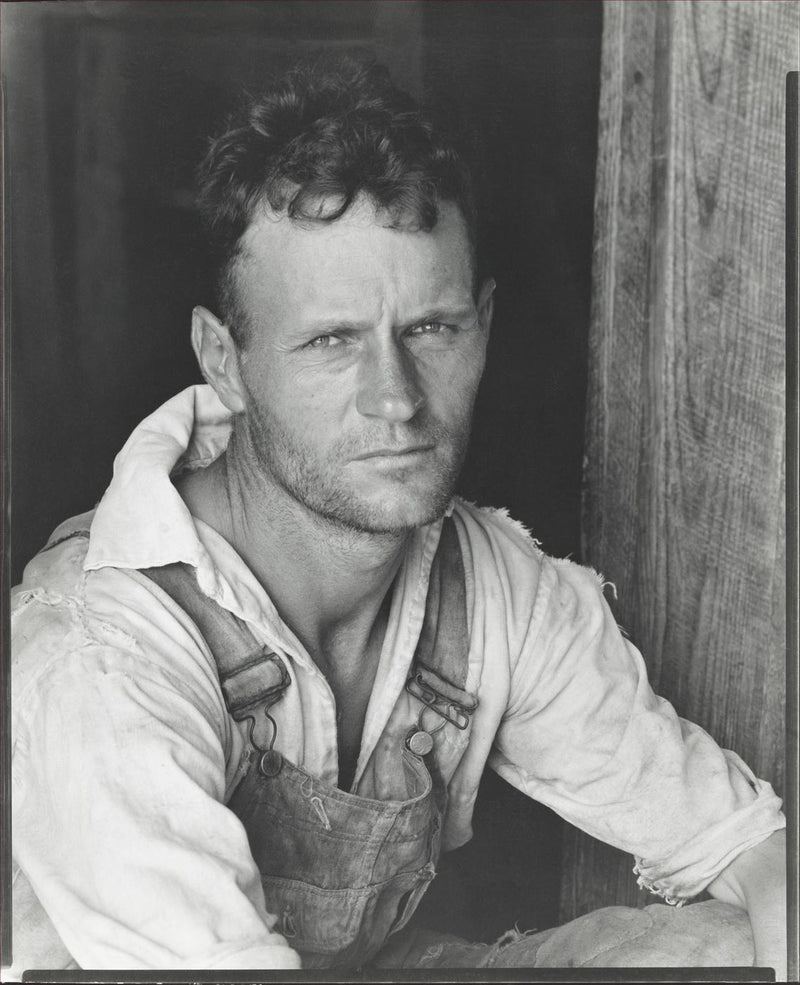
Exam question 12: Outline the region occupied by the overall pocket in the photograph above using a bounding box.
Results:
[262,876,372,957]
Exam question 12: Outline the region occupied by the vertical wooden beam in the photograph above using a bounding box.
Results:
[563,0,797,919]
[785,67,799,985]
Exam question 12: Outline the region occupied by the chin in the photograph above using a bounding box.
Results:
[369,477,457,530]
[315,484,453,535]
[367,504,448,534]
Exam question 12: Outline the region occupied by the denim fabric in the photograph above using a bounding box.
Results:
[228,747,446,969]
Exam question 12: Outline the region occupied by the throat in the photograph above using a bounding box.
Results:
[325,656,380,792]
[336,700,369,793]
[317,595,391,792]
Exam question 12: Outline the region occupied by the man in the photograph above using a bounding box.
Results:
[8,57,786,975]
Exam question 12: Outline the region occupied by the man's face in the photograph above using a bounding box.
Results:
[229,197,492,534]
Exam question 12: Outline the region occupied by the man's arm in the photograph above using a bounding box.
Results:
[11,563,302,971]
[474,522,786,954]
[706,829,787,979]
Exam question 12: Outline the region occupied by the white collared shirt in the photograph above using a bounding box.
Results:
[9,385,784,973]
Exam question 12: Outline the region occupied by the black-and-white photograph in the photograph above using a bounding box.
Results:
[1,1,797,980]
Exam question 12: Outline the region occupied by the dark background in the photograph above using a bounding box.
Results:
[3,0,602,942]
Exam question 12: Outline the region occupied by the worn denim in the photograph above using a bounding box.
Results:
[231,749,444,968]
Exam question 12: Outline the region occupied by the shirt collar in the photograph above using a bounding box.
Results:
[84,385,233,580]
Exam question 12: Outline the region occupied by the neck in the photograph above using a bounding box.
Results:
[177,442,410,667]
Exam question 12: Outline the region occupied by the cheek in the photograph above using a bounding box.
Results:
[275,390,354,458]
[421,352,485,415]
[293,388,353,434]
[245,359,349,425]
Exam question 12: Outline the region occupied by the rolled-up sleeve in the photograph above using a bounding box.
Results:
[11,571,301,971]
[489,555,785,903]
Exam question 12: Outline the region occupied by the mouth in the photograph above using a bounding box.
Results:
[353,445,435,462]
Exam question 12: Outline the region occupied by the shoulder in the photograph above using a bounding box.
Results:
[447,499,547,658]
[13,511,96,598]
[451,498,544,567]
[12,513,96,693]
[12,512,225,738]
[449,498,616,640]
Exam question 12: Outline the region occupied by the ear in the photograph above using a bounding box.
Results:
[477,277,496,337]
[191,306,246,414]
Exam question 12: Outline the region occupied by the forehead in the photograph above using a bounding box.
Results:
[234,199,475,326]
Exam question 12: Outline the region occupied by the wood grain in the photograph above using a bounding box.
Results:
[563,0,796,918]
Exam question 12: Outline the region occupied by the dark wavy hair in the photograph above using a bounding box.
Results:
[196,55,478,346]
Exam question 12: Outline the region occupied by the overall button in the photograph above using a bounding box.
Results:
[259,749,283,777]
[406,730,434,756]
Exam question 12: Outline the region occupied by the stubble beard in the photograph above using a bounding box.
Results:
[235,405,471,535]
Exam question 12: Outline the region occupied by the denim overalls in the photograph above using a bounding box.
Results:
[142,517,477,969]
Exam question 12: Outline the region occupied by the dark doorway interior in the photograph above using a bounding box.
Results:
[4,0,601,942]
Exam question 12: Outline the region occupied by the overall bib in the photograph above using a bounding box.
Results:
[141,517,478,969]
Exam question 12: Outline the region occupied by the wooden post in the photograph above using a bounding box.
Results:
[562,0,797,919]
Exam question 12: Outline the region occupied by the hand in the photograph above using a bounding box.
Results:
[707,828,786,980]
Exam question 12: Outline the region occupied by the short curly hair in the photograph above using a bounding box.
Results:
[196,54,478,346]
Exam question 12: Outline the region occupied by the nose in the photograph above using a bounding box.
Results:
[356,341,425,423]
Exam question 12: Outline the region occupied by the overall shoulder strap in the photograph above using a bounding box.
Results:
[138,563,289,720]
[407,515,478,727]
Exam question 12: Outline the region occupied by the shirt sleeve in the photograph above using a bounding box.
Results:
[11,566,302,971]
[489,554,785,903]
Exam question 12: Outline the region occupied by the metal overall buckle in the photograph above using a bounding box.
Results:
[239,708,284,778]
[404,670,474,757]
[233,656,291,779]
[406,671,473,730]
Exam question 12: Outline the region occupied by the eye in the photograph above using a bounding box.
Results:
[306,334,344,349]
[408,322,451,337]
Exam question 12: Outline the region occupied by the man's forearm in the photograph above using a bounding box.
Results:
[707,828,786,979]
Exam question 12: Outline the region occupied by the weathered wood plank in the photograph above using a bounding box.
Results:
[563,0,796,919]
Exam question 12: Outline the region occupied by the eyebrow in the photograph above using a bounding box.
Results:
[301,306,478,335]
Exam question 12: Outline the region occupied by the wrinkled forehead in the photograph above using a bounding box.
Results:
[233,197,476,323]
